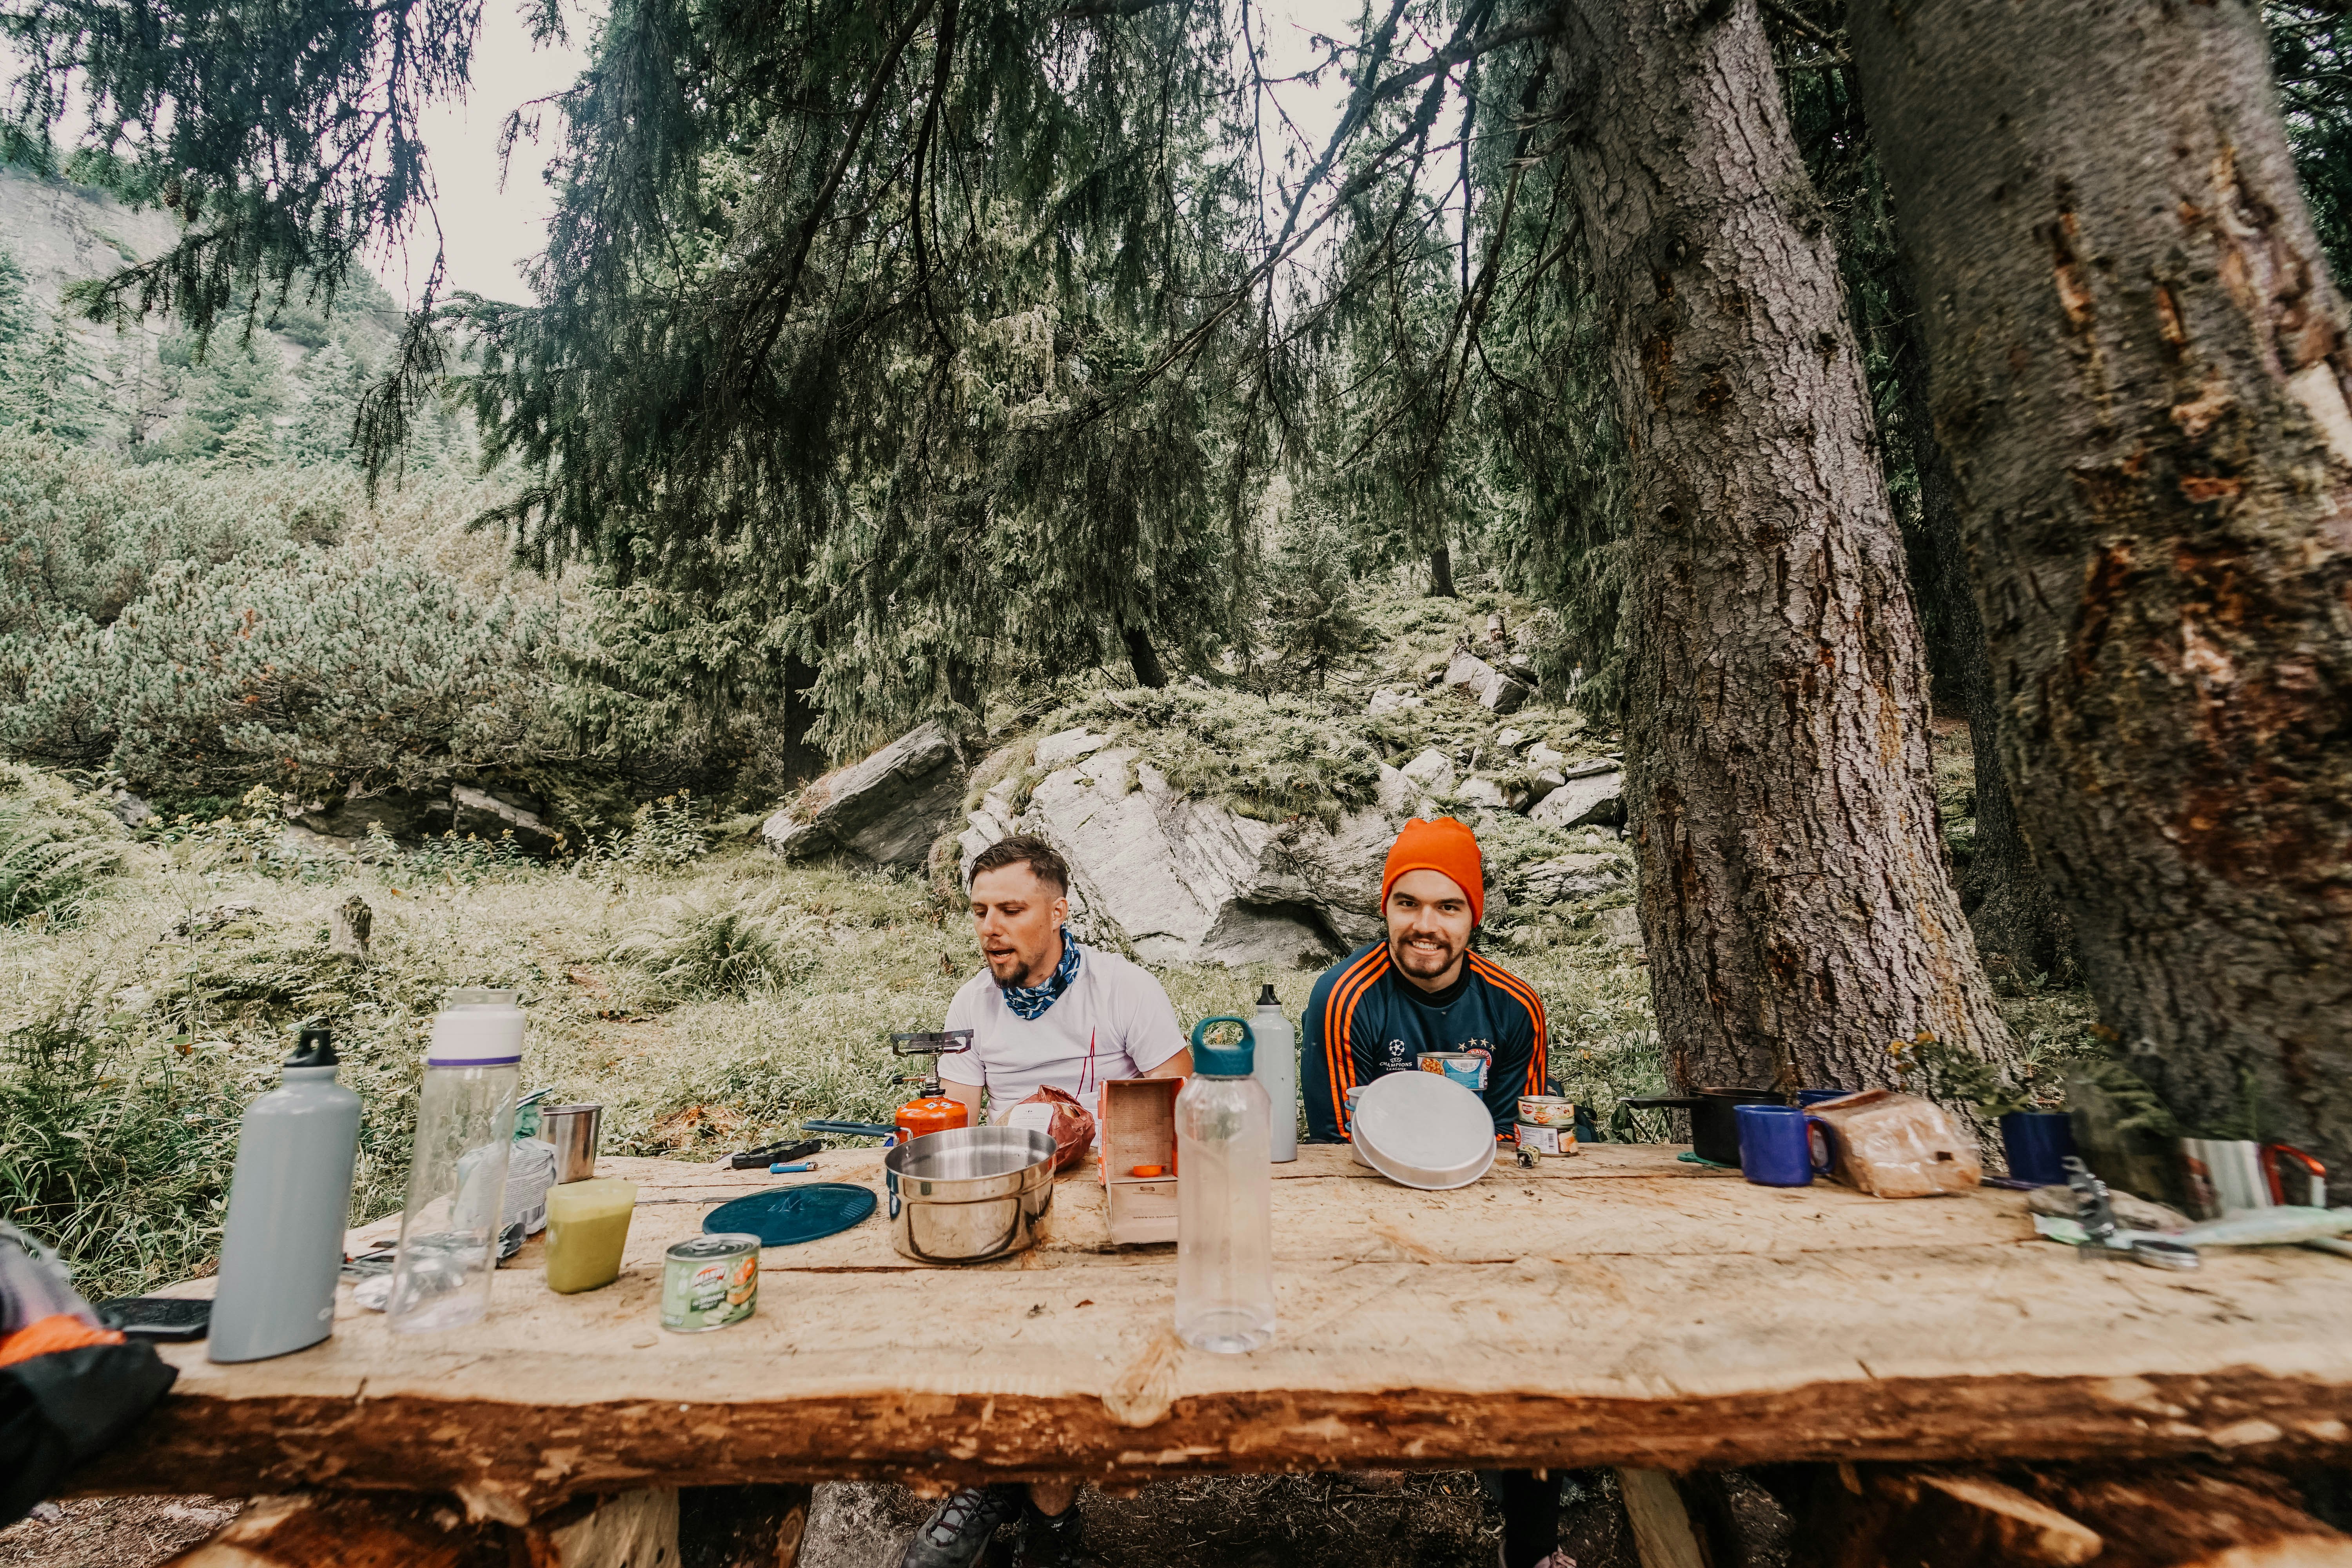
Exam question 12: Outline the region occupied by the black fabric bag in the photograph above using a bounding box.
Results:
[0,1340,178,1527]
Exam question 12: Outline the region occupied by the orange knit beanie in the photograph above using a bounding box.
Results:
[1381,816,1485,926]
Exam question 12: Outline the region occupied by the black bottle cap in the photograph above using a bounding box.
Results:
[287,1021,338,1067]
[1257,983,1279,1007]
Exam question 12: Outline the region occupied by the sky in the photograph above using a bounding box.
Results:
[394,0,1373,305]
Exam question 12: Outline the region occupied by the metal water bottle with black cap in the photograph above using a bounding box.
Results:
[1176,1016,1274,1353]
[386,989,524,1333]
[209,1022,361,1363]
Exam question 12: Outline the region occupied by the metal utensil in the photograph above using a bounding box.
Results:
[882,1126,1056,1264]
[539,1103,603,1184]
[2066,1156,2199,1271]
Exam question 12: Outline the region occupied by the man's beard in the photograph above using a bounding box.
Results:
[1390,932,1461,978]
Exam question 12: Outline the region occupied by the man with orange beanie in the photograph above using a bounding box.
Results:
[1300,817,1565,1568]
[1302,815,1548,1142]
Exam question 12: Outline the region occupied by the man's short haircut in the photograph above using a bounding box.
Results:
[968,835,1070,896]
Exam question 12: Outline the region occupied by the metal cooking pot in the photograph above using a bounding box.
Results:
[1621,1087,1783,1165]
[883,1126,1057,1264]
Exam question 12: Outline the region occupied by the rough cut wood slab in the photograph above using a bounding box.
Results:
[87,1145,2352,1515]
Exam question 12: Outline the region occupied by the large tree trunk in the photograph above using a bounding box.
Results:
[1121,622,1169,688]
[1550,0,2012,1093]
[1852,0,2352,1194]
[1887,266,2076,980]
[1428,543,1457,598]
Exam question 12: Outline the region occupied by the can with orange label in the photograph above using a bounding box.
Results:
[661,1234,759,1332]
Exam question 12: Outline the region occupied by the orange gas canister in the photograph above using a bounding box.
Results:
[889,1031,975,1145]
[895,1083,971,1143]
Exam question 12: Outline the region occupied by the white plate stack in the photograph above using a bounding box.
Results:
[1350,1072,1497,1190]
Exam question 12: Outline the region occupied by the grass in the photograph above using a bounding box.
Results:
[0,772,1671,1301]
[0,579,2075,1304]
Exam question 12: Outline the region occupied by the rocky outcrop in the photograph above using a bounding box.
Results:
[1442,651,1531,715]
[764,722,964,868]
[451,786,563,857]
[288,786,453,845]
[1519,853,1630,904]
[1528,761,1624,829]
[1595,905,1644,952]
[955,739,1422,967]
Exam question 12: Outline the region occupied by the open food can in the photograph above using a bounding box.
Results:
[662,1234,759,1332]
[1417,1053,1488,1093]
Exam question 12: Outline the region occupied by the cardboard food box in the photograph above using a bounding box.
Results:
[1097,1077,1181,1245]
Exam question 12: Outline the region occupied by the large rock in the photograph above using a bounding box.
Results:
[1442,652,1530,715]
[451,785,563,857]
[764,721,965,867]
[1595,904,1644,952]
[963,747,1412,967]
[1520,853,1629,904]
[288,785,452,845]
[1528,764,1624,830]
[1399,748,1457,797]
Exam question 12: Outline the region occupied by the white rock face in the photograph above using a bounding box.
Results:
[1526,768,1566,805]
[1365,688,1425,717]
[1032,727,1110,770]
[953,746,1414,967]
[1528,766,1624,830]
[764,721,965,867]
[1520,853,1630,904]
[1455,776,1513,811]
[1596,904,1644,951]
[1442,652,1531,715]
[1526,744,1568,771]
[1494,728,1526,753]
[1399,748,1458,797]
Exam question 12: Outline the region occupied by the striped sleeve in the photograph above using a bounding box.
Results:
[1304,946,1388,1140]
[1468,953,1549,1102]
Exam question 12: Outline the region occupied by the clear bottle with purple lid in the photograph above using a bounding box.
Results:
[385,989,524,1333]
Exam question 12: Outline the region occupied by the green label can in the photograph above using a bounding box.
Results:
[662,1234,759,1332]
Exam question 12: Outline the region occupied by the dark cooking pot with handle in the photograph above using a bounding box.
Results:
[1621,1087,1784,1165]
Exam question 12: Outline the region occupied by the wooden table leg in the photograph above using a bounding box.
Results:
[678,1484,815,1568]
[1616,1469,1708,1568]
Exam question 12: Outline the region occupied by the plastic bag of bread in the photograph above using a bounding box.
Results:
[1809,1089,1980,1198]
[999,1084,1096,1171]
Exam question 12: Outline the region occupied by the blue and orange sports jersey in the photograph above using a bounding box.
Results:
[1302,941,1548,1140]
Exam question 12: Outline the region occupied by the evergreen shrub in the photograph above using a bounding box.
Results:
[0,544,559,793]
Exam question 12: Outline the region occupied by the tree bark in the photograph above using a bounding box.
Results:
[1886,265,2075,980]
[1121,622,1169,688]
[1428,544,1457,597]
[1851,0,2352,1193]
[1550,0,2013,1094]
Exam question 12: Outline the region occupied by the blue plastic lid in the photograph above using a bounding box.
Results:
[1190,1015,1256,1076]
[702,1183,877,1246]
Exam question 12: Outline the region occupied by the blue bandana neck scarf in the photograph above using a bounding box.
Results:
[1002,933,1081,1020]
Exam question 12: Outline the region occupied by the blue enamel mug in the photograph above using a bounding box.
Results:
[1736,1103,1831,1187]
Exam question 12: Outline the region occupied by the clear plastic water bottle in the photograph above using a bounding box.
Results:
[209,1022,360,1363]
[1250,983,1298,1163]
[386,989,524,1333]
[1176,1016,1275,1353]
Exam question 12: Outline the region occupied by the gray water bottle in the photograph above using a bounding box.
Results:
[209,1022,361,1363]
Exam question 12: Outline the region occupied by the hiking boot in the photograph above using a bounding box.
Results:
[901,1485,1025,1568]
[1014,1498,1103,1568]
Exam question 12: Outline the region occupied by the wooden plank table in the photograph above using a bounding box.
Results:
[86,1145,2352,1522]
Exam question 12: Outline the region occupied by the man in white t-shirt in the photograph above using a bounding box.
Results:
[902,834,1188,1568]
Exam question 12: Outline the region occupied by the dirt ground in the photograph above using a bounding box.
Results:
[0,1471,1793,1568]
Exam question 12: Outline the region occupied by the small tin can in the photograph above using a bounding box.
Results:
[662,1234,760,1333]
[1418,1052,1488,1093]
[1518,1095,1577,1127]
[1517,1120,1571,1157]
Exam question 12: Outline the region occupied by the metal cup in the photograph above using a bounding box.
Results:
[539,1103,603,1184]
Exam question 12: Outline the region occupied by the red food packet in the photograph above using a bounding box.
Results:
[1001,1084,1096,1171]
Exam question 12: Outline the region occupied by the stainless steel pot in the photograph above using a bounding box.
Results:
[883,1126,1057,1264]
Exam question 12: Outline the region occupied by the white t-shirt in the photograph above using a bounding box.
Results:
[941,942,1187,1118]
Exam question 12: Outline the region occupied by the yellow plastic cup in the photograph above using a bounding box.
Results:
[543,1178,639,1294]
